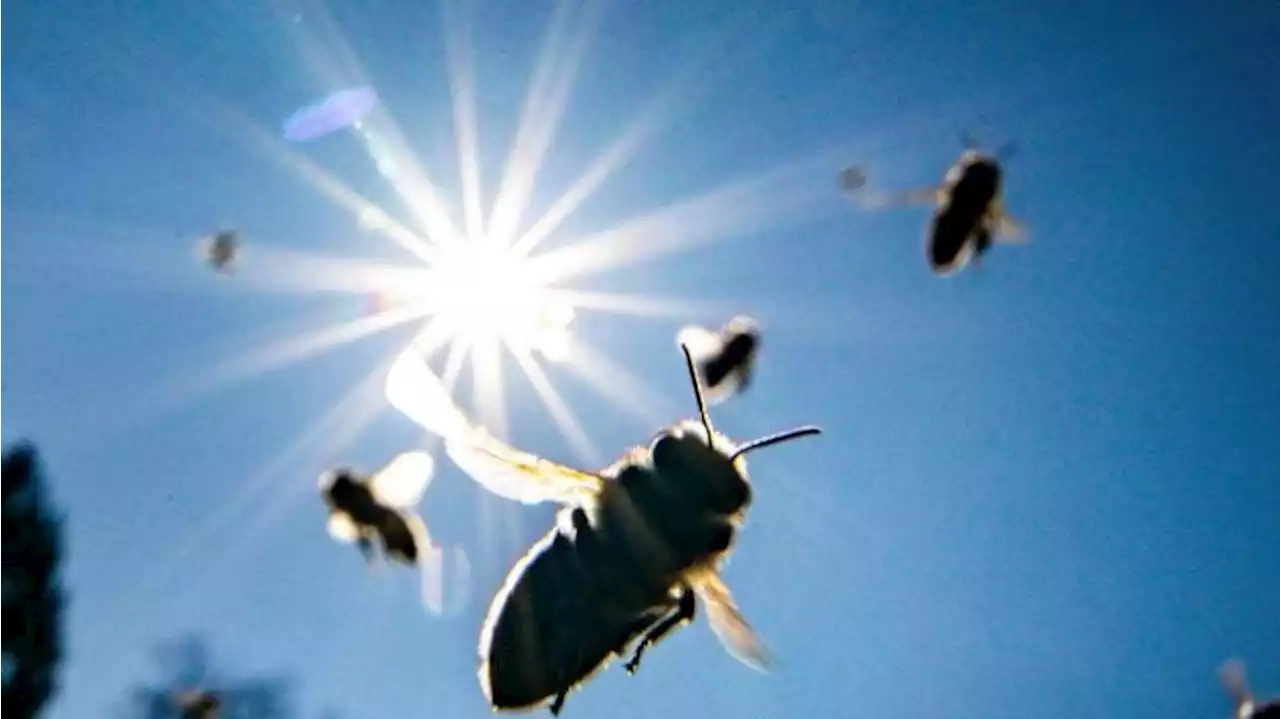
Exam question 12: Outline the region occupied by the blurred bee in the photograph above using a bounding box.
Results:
[174,689,220,719]
[199,230,239,274]
[855,135,1028,276]
[837,165,867,193]
[676,316,761,405]
[1222,659,1280,719]
[319,451,467,615]
[386,342,822,715]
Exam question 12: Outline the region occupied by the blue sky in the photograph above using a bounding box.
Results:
[4,0,1279,717]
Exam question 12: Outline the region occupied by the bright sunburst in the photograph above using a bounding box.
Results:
[172,0,835,466]
[97,0,850,617]
[376,236,577,365]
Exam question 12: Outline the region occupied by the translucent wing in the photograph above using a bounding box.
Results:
[995,214,1029,243]
[677,323,751,405]
[692,572,772,673]
[858,185,943,210]
[385,347,474,440]
[445,429,602,506]
[326,512,361,543]
[369,451,434,509]
[397,511,445,615]
[676,324,721,362]
[1221,659,1252,706]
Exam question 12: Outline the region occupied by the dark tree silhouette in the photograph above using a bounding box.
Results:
[126,635,296,719]
[2,441,68,719]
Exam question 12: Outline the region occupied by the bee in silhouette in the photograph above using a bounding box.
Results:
[677,316,761,405]
[319,451,463,614]
[1222,659,1280,719]
[199,230,239,273]
[385,342,822,715]
[854,134,1028,276]
[174,690,220,719]
[837,165,867,193]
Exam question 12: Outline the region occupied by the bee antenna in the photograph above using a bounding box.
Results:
[679,341,716,442]
[730,426,823,462]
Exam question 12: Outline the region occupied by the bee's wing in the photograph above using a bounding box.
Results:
[445,430,603,506]
[994,214,1029,243]
[369,451,434,509]
[385,347,474,440]
[326,512,362,543]
[691,572,772,673]
[1220,659,1252,706]
[400,512,446,615]
[676,324,721,362]
[858,185,943,210]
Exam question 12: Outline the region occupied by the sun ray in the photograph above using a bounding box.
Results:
[408,315,465,360]
[441,338,472,391]
[438,0,486,241]
[232,246,438,297]
[231,360,392,545]
[525,154,837,284]
[205,100,440,264]
[510,7,750,258]
[508,344,601,466]
[271,0,469,253]
[562,338,674,430]
[509,100,656,257]
[165,300,434,402]
[487,0,605,246]
[545,288,720,319]
[111,356,390,624]
[470,338,509,440]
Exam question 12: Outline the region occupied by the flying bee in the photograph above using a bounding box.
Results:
[385,342,823,716]
[837,165,867,193]
[1221,659,1280,719]
[318,451,468,615]
[676,316,761,405]
[855,135,1028,276]
[199,230,239,273]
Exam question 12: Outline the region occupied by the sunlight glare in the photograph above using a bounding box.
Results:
[424,240,578,357]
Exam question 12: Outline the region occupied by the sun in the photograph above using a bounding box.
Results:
[187,0,827,464]
[394,238,577,363]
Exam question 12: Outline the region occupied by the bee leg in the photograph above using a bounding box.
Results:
[549,690,567,716]
[356,536,377,563]
[624,588,697,675]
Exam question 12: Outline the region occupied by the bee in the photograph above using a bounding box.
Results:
[199,230,239,274]
[836,165,867,193]
[855,135,1028,276]
[174,689,220,719]
[1222,659,1280,719]
[385,342,823,715]
[676,316,761,405]
[319,451,466,615]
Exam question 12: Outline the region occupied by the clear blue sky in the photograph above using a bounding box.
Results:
[4,0,1279,717]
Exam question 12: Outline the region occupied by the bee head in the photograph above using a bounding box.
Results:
[653,341,822,513]
[317,467,369,508]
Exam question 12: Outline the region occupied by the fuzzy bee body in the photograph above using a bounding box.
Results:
[480,421,755,713]
[926,151,1007,275]
[381,341,823,715]
[678,316,761,404]
[322,470,421,564]
[203,230,239,273]
[854,140,1027,275]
